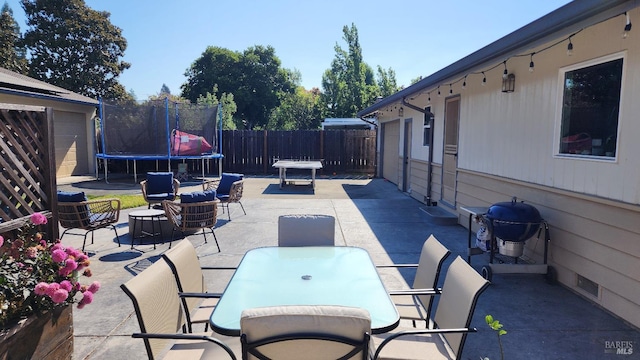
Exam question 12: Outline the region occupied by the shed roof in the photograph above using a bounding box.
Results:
[358,0,639,117]
[0,67,98,106]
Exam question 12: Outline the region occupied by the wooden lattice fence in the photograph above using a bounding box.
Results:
[0,104,58,238]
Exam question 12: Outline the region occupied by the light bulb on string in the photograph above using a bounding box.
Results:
[427,92,431,103]
[567,38,574,56]
[481,72,486,86]
[529,53,535,73]
[462,75,467,89]
[437,86,441,97]
[449,84,453,95]
[623,12,632,39]
[503,61,508,80]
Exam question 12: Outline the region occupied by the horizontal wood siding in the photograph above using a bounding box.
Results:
[409,159,428,202]
[456,170,640,328]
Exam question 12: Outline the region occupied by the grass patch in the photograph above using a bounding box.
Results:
[87,194,147,209]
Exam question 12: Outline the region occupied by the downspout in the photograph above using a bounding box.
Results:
[359,116,378,177]
[402,97,436,206]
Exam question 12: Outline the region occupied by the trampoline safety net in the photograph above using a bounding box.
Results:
[99,99,220,156]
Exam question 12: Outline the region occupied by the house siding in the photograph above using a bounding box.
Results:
[456,170,640,328]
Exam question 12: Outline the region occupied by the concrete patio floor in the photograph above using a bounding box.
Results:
[56,176,640,360]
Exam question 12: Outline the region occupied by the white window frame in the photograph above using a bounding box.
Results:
[554,51,626,161]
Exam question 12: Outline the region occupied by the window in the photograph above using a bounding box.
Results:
[423,106,432,146]
[559,56,623,158]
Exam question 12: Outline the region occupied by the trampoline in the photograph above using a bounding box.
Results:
[96,98,224,183]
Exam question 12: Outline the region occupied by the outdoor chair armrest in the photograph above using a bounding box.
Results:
[376,263,419,268]
[201,266,237,271]
[179,292,222,299]
[372,327,477,360]
[87,198,121,214]
[388,288,442,296]
[202,179,221,192]
[132,332,237,360]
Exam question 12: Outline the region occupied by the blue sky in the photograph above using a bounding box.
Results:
[5,0,571,99]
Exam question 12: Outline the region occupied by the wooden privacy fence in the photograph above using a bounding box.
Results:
[221,129,377,175]
[0,104,58,239]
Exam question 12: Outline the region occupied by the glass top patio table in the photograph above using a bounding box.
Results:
[210,246,399,336]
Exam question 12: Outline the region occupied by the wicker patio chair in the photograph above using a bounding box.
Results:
[162,199,220,251]
[202,173,245,220]
[240,305,371,360]
[57,191,121,251]
[371,256,490,360]
[120,258,239,359]
[141,172,180,209]
[277,214,335,246]
[376,234,451,327]
[162,239,236,333]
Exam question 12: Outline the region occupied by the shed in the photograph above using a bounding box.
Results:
[0,67,98,178]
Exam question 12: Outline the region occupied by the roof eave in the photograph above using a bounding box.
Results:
[358,0,639,117]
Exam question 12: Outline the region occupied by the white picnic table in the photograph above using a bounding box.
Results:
[272,160,323,189]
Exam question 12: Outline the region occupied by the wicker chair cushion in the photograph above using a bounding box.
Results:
[57,190,87,202]
[217,173,243,195]
[181,190,216,203]
[146,172,175,194]
[57,191,90,226]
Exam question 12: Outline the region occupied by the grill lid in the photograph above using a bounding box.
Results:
[486,197,542,241]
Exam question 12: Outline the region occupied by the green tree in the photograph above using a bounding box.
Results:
[321,23,378,118]
[196,85,238,130]
[21,0,131,99]
[160,83,171,95]
[0,2,27,73]
[181,45,295,129]
[268,87,322,130]
[377,66,399,98]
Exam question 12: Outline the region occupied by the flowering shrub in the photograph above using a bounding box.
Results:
[0,213,99,328]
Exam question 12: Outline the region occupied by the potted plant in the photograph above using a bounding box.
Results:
[0,213,100,359]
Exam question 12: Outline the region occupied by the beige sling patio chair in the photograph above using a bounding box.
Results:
[371,256,490,360]
[162,198,220,251]
[162,239,236,333]
[377,234,451,327]
[120,258,239,360]
[277,214,335,246]
[240,305,371,360]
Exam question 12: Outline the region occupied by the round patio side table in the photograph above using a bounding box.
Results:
[129,209,165,249]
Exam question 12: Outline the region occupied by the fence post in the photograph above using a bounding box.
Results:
[263,130,268,174]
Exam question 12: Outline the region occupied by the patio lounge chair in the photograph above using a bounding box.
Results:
[371,256,490,360]
[57,191,121,252]
[240,305,371,360]
[278,214,335,246]
[202,173,245,220]
[120,258,239,359]
[162,239,236,333]
[141,172,180,209]
[162,191,220,251]
[377,234,451,327]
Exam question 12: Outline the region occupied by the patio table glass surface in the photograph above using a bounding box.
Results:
[210,246,400,336]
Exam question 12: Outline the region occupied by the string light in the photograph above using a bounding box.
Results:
[427,92,431,102]
[462,75,467,89]
[623,12,632,38]
[502,61,508,79]
[567,37,573,56]
[482,72,486,86]
[437,86,441,97]
[449,84,453,94]
[529,53,535,73]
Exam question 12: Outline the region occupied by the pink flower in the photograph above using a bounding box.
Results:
[30,212,48,225]
[87,281,100,293]
[39,240,47,247]
[25,246,38,258]
[34,282,49,295]
[65,247,82,258]
[0,235,3,247]
[51,289,69,303]
[59,280,73,292]
[80,291,94,305]
[51,249,67,263]
[50,243,64,252]
[64,259,78,271]
[77,302,85,309]
[45,282,60,297]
